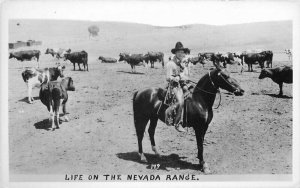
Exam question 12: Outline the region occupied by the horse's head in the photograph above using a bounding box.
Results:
[211,68,244,96]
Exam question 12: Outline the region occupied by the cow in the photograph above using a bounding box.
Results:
[98,56,118,63]
[39,77,75,131]
[198,52,215,61]
[240,51,271,72]
[145,51,164,68]
[285,49,292,61]
[259,66,293,96]
[186,55,205,66]
[218,52,244,73]
[260,51,273,68]
[21,65,65,104]
[9,50,41,67]
[118,53,147,73]
[56,48,71,59]
[45,48,58,57]
[64,51,88,71]
[45,48,71,59]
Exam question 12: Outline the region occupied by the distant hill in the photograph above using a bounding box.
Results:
[9,19,292,56]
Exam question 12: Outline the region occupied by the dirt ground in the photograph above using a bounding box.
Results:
[8,50,292,177]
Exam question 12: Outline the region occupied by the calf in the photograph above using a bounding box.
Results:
[21,65,65,103]
[64,51,88,71]
[39,77,75,131]
[98,56,117,63]
[10,50,41,67]
[118,53,146,73]
[259,66,293,96]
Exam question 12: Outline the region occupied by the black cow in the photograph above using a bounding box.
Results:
[240,51,271,72]
[198,52,223,67]
[259,51,273,68]
[198,52,215,61]
[259,66,292,96]
[39,77,75,131]
[9,50,41,67]
[119,53,146,73]
[98,56,117,63]
[64,51,88,71]
[145,52,164,68]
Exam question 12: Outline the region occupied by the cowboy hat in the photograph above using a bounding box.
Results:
[171,42,190,54]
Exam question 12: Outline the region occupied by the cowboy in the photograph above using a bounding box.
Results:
[166,42,191,132]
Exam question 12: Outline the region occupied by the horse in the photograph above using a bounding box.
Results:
[132,66,244,174]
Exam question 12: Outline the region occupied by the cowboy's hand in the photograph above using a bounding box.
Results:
[173,76,180,82]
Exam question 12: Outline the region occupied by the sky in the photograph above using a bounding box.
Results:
[1,0,299,26]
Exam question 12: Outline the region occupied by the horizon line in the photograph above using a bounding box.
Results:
[10,18,293,27]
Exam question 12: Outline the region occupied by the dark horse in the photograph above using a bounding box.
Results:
[133,66,244,174]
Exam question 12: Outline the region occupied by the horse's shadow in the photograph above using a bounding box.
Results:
[266,93,293,99]
[116,152,199,171]
[18,97,39,103]
[116,70,145,75]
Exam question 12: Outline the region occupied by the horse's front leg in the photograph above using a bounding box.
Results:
[195,126,211,174]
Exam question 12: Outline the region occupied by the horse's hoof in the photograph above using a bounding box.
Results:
[200,162,211,174]
[51,128,55,131]
[139,153,147,163]
[151,146,161,157]
[65,116,69,122]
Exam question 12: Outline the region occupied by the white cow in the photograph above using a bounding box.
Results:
[21,65,65,104]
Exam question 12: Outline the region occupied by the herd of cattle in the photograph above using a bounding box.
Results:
[9,47,293,131]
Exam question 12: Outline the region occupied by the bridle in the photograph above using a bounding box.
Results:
[189,70,238,109]
[190,71,219,95]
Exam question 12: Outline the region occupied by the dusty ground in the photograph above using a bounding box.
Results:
[8,20,292,178]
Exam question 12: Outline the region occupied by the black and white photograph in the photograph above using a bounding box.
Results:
[1,0,300,187]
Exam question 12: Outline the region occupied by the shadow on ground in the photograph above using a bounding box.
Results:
[33,117,65,130]
[266,93,292,99]
[33,119,51,130]
[116,152,200,171]
[116,70,145,75]
[18,97,39,103]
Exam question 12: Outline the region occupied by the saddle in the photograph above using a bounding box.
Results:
[157,82,194,128]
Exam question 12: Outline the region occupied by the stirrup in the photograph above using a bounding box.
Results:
[175,121,186,132]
